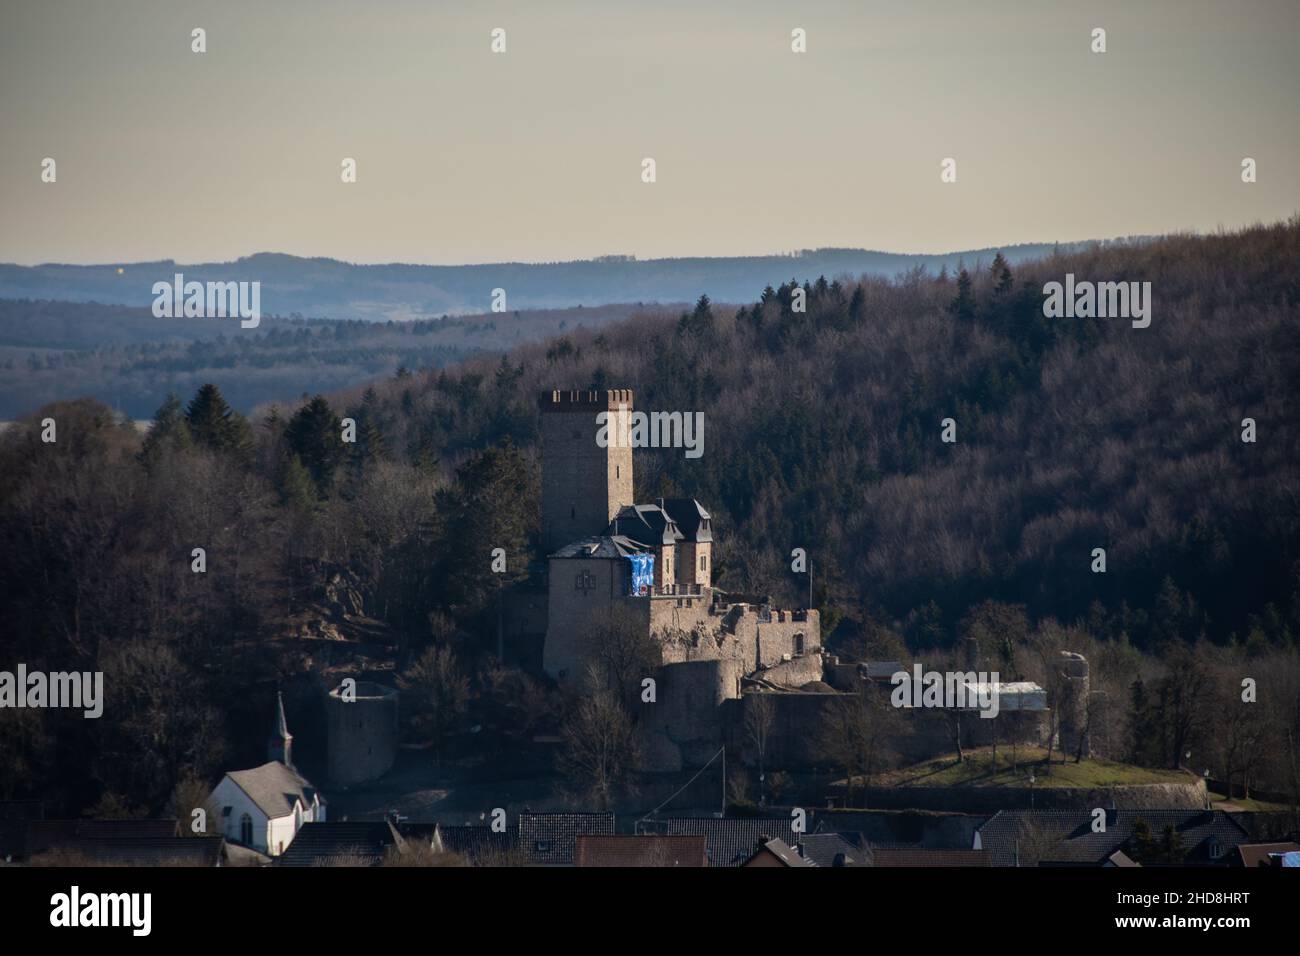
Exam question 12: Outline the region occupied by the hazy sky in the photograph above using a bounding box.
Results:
[1,0,1297,265]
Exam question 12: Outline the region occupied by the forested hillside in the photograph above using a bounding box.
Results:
[2,218,1297,816]
[336,217,1300,652]
[0,299,664,417]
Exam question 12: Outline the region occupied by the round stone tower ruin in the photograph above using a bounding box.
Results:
[326,681,399,786]
[1057,651,1091,759]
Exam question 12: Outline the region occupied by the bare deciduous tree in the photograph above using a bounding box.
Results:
[558,672,641,810]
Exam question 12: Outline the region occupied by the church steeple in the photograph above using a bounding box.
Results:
[268,690,293,768]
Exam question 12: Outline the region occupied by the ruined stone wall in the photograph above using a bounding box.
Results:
[326,682,399,787]
[639,658,741,772]
[1058,651,1091,758]
[755,654,825,688]
[651,598,820,675]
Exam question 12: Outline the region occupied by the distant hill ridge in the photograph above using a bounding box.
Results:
[0,241,1116,321]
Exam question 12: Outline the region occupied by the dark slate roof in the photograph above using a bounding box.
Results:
[26,819,180,859]
[661,499,712,542]
[871,848,991,867]
[608,504,682,547]
[64,837,226,867]
[436,824,520,865]
[798,832,869,867]
[22,820,214,866]
[550,535,653,560]
[574,835,708,867]
[277,821,401,867]
[811,811,988,850]
[661,816,801,868]
[976,810,1252,866]
[518,812,615,865]
[226,761,322,819]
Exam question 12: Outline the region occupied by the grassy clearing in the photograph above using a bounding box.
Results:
[1208,792,1295,812]
[872,746,1192,789]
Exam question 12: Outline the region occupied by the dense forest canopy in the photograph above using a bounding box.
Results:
[1,217,1297,816]
[327,217,1300,652]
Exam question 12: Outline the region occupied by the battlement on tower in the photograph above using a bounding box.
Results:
[539,388,635,411]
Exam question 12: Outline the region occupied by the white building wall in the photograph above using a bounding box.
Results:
[209,777,271,854]
[208,776,325,857]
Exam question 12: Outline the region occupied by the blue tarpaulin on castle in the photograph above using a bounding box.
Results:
[627,553,654,596]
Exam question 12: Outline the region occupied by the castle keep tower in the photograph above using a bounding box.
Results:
[540,389,635,552]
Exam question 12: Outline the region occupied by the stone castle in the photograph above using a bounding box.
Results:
[537,388,823,772]
[529,387,1092,776]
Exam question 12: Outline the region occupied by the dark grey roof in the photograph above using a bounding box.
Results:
[518,812,614,865]
[811,810,988,849]
[661,499,712,542]
[799,832,870,867]
[24,819,182,861]
[65,836,226,867]
[608,504,682,547]
[661,816,800,867]
[277,821,400,867]
[549,535,653,560]
[976,810,1251,866]
[226,761,322,819]
[436,824,520,864]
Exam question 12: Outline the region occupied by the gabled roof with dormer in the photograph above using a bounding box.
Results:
[224,761,322,821]
[975,809,1250,866]
[549,535,654,560]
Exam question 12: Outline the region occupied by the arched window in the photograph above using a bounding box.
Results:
[239,813,253,845]
[793,632,806,655]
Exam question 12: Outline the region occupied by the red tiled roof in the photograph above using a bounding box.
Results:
[574,835,707,867]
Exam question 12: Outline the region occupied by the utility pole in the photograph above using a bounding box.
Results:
[721,746,726,816]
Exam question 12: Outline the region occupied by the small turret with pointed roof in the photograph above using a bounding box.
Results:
[268,690,293,769]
